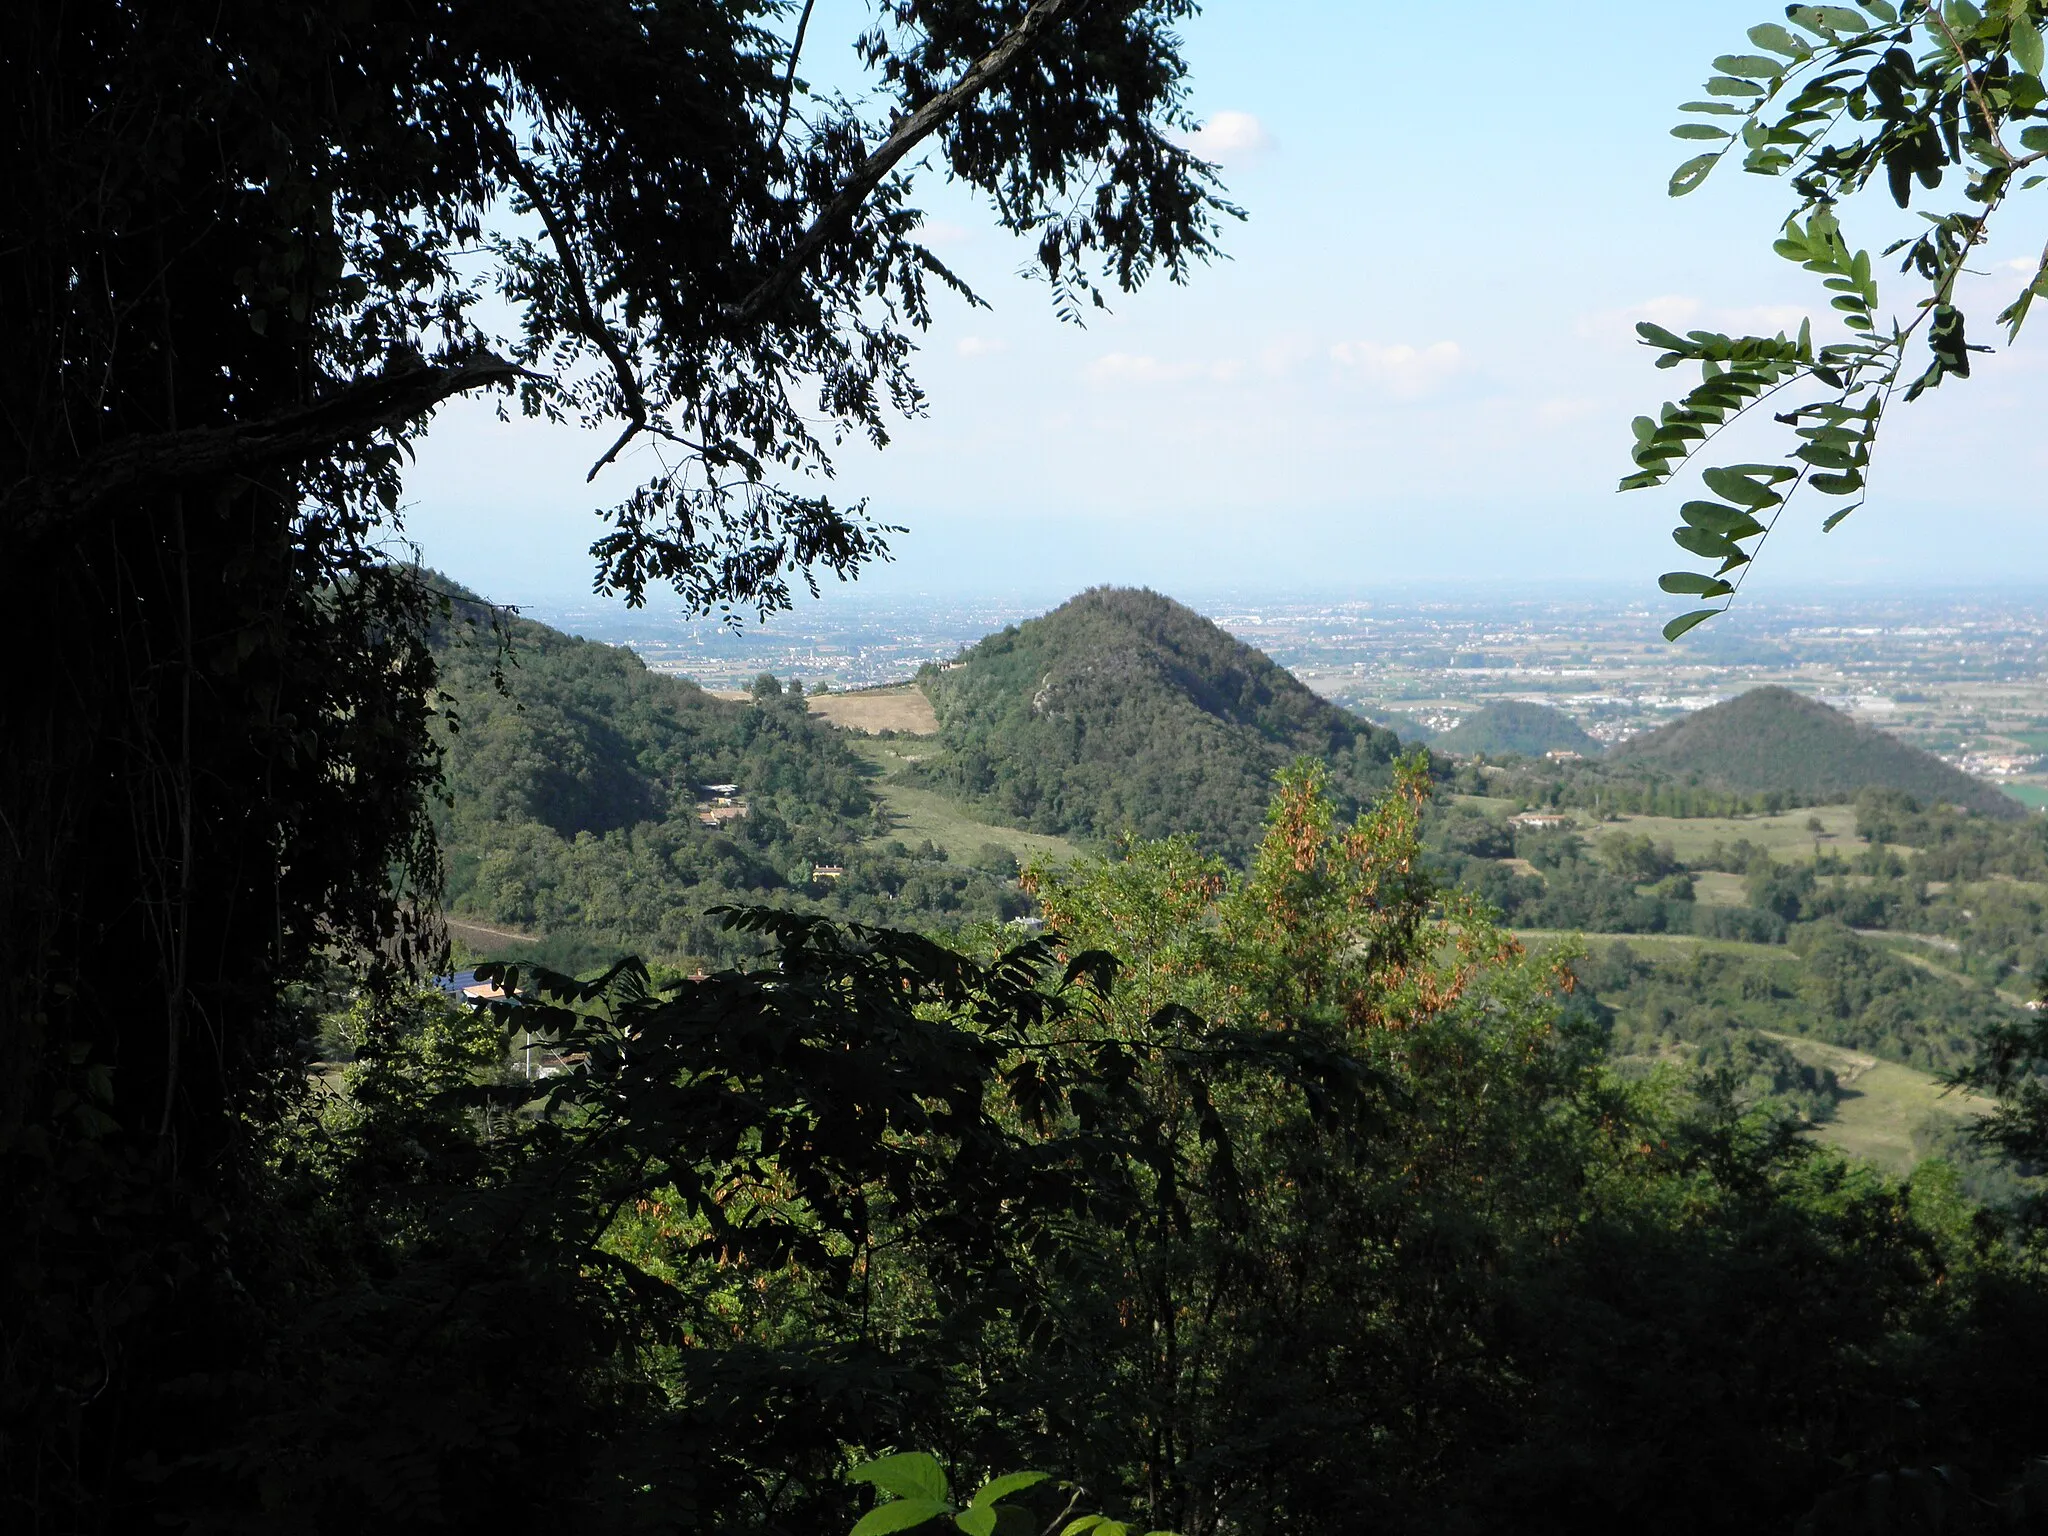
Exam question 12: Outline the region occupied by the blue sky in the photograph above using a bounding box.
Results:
[402,2,2048,611]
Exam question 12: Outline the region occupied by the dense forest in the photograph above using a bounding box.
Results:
[910,587,1405,862]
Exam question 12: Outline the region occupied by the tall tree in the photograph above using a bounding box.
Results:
[0,3,1228,1524]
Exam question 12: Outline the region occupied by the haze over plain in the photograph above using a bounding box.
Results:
[404,2,2048,610]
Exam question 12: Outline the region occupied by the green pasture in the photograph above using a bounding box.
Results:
[1601,803,1862,863]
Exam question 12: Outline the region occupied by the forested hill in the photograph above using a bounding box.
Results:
[909,587,1406,861]
[1435,699,1603,758]
[429,598,883,960]
[1615,685,2024,819]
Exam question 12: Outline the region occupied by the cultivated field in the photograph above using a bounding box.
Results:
[808,683,938,735]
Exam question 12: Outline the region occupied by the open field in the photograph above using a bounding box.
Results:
[1692,870,1749,907]
[1760,1031,1993,1173]
[851,740,1084,866]
[1601,803,1861,862]
[1514,930,1790,963]
[808,683,938,735]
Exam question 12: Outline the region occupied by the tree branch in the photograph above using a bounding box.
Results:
[3,352,527,543]
[728,0,1098,328]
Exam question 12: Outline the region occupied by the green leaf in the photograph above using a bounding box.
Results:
[855,1500,952,1536]
[1061,1521,1106,1536]
[1670,153,1719,195]
[1790,5,1873,36]
[972,1474,1049,1509]
[2014,17,2045,79]
[1664,608,1723,641]
[853,1454,949,1506]
[1660,572,1738,597]
[956,1511,998,1536]
[1714,53,1789,78]
[1748,22,1813,56]
[1673,526,1742,560]
[1705,75,1767,96]
[1809,470,1864,494]
[1700,465,1785,508]
[2021,125,2048,152]
[1821,503,1861,531]
[1680,500,1765,538]
[1673,124,1734,139]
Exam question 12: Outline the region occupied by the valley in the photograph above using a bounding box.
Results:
[439,582,2048,1203]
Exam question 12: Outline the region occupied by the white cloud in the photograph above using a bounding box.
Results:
[1183,110,1273,164]
[955,335,1008,359]
[1085,351,1244,388]
[1327,339,1464,399]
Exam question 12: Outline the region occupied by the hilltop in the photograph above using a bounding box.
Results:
[908,587,1406,861]
[1613,686,2023,820]
[1435,700,1602,759]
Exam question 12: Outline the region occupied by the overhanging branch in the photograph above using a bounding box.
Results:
[3,352,528,542]
[728,0,1098,329]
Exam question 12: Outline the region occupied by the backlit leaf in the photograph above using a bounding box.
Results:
[854,1500,952,1536]
[1748,22,1813,56]
[2014,17,2045,79]
[972,1473,1049,1509]
[853,1454,949,1506]
[1671,153,1719,195]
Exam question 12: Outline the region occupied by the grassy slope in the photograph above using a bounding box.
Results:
[1600,803,1863,861]
[1761,1032,1992,1173]
[852,740,1084,866]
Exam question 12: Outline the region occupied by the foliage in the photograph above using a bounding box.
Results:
[1627,0,2048,635]
[845,1454,1069,1536]
[1,2,1230,1524]
[1573,924,2018,1078]
[911,588,1405,863]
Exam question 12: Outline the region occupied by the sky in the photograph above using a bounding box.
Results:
[401,2,2048,614]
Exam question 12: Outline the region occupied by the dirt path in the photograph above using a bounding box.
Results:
[447,916,542,946]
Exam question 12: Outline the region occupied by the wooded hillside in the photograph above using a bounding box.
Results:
[1616,686,2022,819]
[910,587,1406,861]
